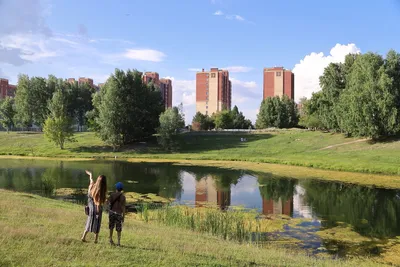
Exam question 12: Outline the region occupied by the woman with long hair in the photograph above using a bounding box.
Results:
[81,170,107,243]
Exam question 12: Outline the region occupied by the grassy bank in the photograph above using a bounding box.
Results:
[2,130,400,175]
[0,189,390,267]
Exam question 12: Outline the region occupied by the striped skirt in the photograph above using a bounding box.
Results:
[85,196,103,234]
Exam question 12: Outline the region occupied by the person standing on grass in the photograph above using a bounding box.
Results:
[81,170,107,243]
[108,182,126,246]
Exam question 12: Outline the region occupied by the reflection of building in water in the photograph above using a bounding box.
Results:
[293,185,314,219]
[195,176,231,210]
[262,197,293,216]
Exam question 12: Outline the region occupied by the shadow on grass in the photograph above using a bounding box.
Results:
[367,135,400,145]
[68,132,274,155]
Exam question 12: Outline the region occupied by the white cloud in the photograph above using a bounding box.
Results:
[123,49,166,62]
[293,43,361,102]
[223,66,253,73]
[230,77,257,91]
[226,14,244,21]
[214,10,250,23]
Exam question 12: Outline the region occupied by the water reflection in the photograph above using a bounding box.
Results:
[1,159,400,256]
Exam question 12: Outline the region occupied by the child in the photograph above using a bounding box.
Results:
[108,182,126,246]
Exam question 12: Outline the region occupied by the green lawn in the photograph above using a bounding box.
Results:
[0,189,391,267]
[2,130,400,175]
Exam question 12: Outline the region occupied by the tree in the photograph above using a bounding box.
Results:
[214,110,233,129]
[157,106,185,150]
[0,97,16,133]
[66,81,94,131]
[14,74,33,128]
[94,69,164,150]
[192,112,214,131]
[231,105,253,129]
[30,76,54,127]
[256,96,298,129]
[337,52,399,138]
[43,87,75,149]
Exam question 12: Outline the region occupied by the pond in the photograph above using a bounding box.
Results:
[1,158,400,259]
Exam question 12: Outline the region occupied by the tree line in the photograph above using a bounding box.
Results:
[300,50,400,139]
[191,106,253,131]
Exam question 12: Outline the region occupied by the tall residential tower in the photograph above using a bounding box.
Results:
[196,68,231,116]
[263,67,294,100]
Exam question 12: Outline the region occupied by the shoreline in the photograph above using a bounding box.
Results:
[2,155,400,189]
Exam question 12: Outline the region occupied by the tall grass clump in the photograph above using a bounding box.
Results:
[139,204,269,243]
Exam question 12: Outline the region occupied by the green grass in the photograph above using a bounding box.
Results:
[0,189,391,267]
[2,129,400,176]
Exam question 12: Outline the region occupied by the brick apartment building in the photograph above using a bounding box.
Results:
[263,67,294,100]
[142,72,172,109]
[196,68,231,116]
[0,78,16,98]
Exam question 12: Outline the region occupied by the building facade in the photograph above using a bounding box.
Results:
[142,72,173,109]
[78,77,94,87]
[160,78,172,108]
[196,68,231,116]
[263,67,294,100]
[0,78,16,99]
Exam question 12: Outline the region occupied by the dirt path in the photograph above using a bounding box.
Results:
[319,138,369,150]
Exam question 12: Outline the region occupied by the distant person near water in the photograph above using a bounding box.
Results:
[81,170,107,243]
[108,182,126,246]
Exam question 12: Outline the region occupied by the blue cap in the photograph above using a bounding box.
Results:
[116,182,124,191]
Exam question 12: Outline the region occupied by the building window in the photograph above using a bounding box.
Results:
[206,92,208,95]
[276,72,281,77]
[206,106,208,109]
[206,111,208,115]
[211,73,216,78]
[206,101,208,105]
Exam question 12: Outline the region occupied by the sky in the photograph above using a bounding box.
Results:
[1,0,400,124]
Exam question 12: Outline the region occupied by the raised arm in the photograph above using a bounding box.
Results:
[85,170,94,184]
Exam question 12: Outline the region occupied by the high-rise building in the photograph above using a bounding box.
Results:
[263,67,294,100]
[78,77,94,87]
[160,78,172,109]
[0,78,16,99]
[142,72,173,109]
[142,72,160,86]
[196,68,231,116]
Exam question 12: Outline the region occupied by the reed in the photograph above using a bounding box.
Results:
[139,204,269,243]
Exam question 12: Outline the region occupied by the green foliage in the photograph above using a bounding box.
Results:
[213,110,233,129]
[0,97,16,132]
[231,105,253,129]
[94,69,164,150]
[14,74,33,128]
[256,95,298,129]
[308,50,400,139]
[43,89,75,149]
[157,105,185,150]
[191,112,214,131]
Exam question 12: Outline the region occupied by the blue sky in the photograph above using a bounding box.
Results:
[1,0,400,124]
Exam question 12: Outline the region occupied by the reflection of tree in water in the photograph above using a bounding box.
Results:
[302,181,400,238]
[257,172,297,202]
[0,167,46,192]
[183,166,243,190]
[155,167,183,200]
[109,162,183,199]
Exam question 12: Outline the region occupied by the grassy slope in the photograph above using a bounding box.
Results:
[1,130,400,175]
[0,190,388,267]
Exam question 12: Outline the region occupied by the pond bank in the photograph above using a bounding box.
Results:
[0,190,390,267]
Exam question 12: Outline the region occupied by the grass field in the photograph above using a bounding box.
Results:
[2,130,400,176]
[0,189,391,267]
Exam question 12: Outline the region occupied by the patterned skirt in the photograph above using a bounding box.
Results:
[85,196,103,234]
